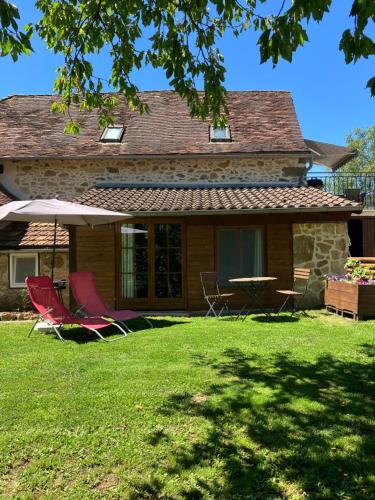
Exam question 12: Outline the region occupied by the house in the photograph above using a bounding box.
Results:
[0,91,361,311]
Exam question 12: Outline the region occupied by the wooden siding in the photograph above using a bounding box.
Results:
[72,213,349,311]
[267,224,294,306]
[362,219,375,257]
[186,225,215,309]
[75,224,116,306]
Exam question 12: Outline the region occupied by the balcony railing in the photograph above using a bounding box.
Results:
[307,172,375,210]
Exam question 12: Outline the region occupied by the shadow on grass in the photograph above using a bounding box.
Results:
[133,346,375,498]
[36,318,187,344]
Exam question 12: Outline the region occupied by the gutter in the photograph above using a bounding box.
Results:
[126,206,362,217]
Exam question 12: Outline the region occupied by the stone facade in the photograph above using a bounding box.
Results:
[293,222,349,307]
[0,251,69,311]
[2,157,306,201]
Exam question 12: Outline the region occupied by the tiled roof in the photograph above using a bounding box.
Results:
[0,221,69,249]
[0,184,69,248]
[0,91,310,158]
[74,185,361,214]
[0,184,15,206]
[305,139,357,170]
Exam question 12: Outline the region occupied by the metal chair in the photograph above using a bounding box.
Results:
[200,272,234,318]
[276,268,311,315]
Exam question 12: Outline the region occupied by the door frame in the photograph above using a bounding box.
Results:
[116,217,187,310]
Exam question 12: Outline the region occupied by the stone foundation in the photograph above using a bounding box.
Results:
[0,251,69,311]
[293,222,349,307]
[3,157,306,200]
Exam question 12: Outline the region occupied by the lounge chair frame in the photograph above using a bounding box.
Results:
[26,276,128,342]
[69,272,153,331]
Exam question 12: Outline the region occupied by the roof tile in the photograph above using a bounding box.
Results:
[0,91,309,158]
[74,186,361,213]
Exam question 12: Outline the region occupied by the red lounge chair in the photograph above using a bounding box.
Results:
[69,272,153,331]
[26,276,128,342]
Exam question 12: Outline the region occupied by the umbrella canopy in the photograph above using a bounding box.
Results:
[0,198,132,282]
[0,199,129,225]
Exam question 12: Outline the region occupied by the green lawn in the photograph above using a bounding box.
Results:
[0,312,374,499]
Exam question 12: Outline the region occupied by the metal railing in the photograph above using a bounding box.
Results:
[307,172,375,210]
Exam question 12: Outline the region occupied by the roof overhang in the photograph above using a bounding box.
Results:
[305,139,357,170]
[127,206,362,217]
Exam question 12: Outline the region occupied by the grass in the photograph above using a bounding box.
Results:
[0,311,374,499]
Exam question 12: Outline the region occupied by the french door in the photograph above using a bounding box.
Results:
[118,220,185,309]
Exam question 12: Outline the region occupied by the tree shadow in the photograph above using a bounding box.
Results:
[138,346,375,498]
[251,314,300,323]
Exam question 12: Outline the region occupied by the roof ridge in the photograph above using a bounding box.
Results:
[1,89,292,100]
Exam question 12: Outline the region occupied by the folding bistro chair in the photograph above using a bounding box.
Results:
[69,272,153,331]
[26,276,128,342]
[276,268,311,315]
[200,272,234,318]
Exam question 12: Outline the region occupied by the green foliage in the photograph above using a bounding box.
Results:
[1,1,374,131]
[344,257,375,281]
[343,125,375,173]
[0,1,33,61]
[344,257,361,269]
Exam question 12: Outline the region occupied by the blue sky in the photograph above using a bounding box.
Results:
[0,1,374,146]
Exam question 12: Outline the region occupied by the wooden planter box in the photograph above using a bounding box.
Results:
[325,279,375,320]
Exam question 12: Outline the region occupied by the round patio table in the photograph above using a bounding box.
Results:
[229,276,277,320]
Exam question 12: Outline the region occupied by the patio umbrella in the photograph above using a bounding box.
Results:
[0,198,132,281]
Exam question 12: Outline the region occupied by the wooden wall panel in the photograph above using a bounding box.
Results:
[267,224,294,306]
[75,225,116,305]
[186,225,215,309]
[362,219,375,257]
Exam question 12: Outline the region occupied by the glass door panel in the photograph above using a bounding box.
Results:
[154,223,182,299]
[120,221,184,307]
[121,223,148,299]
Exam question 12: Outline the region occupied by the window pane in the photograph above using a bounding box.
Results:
[155,274,168,298]
[212,127,228,139]
[121,224,148,298]
[13,256,37,285]
[217,228,263,286]
[169,248,181,272]
[155,249,168,273]
[169,274,182,297]
[218,229,238,285]
[154,223,182,298]
[102,126,124,141]
[155,224,167,247]
[168,224,181,246]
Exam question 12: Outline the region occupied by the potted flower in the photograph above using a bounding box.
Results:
[325,258,375,320]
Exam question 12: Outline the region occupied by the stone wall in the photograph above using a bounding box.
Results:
[2,157,306,200]
[293,222,349,307]
[0,251,69,311]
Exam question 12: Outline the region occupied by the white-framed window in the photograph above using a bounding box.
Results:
[9,253,39,288]
[210,125,231,142]
[100,125,125,142]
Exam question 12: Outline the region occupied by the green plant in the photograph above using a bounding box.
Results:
[344,258,360,270]
[351,265,374,281]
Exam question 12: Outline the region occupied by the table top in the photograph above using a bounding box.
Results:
[229,276,277,284]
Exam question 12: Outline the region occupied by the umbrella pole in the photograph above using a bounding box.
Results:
[51,217,57,282]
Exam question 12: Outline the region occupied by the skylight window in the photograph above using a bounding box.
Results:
[100,125,125,142]
[210,125,231,142]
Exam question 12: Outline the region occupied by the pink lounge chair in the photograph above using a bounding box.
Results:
[26,276,128,342]
[69,272,153,331]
